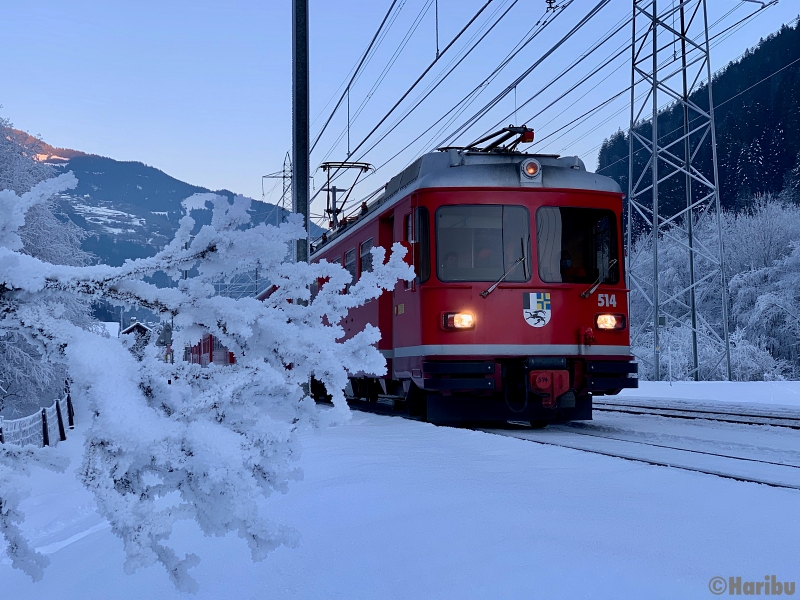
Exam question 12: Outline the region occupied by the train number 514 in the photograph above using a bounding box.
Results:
[598,293,617,307]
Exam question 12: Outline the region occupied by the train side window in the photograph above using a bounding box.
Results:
[415,207,430,283]
[344,249,357,290]
[360,238,373,276]
[536,207,619,284]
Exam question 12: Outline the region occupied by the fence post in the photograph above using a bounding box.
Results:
[55,400,67,442]
[41,408,50,447]
[66,393,75,429]
[0,416,4,444]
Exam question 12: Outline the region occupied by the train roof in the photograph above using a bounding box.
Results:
[311,150,621,254]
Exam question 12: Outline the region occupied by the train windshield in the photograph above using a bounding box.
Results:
[536,207,619,284]
[436,205,531,283]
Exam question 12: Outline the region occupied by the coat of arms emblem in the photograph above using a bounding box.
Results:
[523,292,551,327]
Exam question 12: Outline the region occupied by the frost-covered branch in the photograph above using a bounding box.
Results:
[1,171,413,589]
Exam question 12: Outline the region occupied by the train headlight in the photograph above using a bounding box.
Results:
[596,314,626,330]
[442,312,475,330]
[521,159,541,178]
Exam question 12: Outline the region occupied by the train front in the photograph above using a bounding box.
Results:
[398,150,638,424]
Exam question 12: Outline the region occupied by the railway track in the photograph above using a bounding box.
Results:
[593,400,800,429]
[482,426,800,492]
[346,397,800,491]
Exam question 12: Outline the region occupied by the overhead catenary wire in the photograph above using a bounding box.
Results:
[309,0,781,227]
[468,13,632,148]
[338,0,497,166]
[346,0,524,163]
[308,4,560,216]
[342,2,566,178]
[439,0,612,148]
[316,0,581,201]
[312,0,505,212]
[310,0,401,154]
[317,0,436,165]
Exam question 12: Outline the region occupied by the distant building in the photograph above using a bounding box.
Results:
[120,318,152,337]
[120,317,152,360]
[187,334,235,366]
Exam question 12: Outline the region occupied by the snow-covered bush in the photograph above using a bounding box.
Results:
[633,324,790,382]
[730,240,800,368]
[0,174,412,589]
[629,193,800,380]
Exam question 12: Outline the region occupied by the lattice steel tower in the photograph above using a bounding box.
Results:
[627,0,731,380]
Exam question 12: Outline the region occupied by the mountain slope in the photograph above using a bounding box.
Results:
[44,154,314,267]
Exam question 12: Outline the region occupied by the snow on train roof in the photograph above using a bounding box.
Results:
[311,150,621,252]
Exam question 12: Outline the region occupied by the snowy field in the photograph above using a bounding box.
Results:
[2,382,799,599]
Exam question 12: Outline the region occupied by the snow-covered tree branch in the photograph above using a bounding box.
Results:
[1,169,412,589]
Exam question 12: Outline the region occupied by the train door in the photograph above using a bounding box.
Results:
[377,214,394,357]
[392,196,424,378]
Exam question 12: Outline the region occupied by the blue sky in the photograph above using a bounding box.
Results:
[2,1,798,225]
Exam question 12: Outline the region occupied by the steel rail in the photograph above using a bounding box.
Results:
[537,425,800,469]
[593,402,800,430]
[480,428,800,492]
[344,398,800,491]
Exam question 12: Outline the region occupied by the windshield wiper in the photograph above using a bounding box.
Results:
[481,240,527,298]
[480,256,525,298]
[580,259,618,299]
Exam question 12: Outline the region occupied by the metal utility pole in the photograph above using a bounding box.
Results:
[627,0,732,381]
[322,185,348,228]
[292,0,310,263]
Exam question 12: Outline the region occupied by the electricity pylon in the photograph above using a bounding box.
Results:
[627,0,732,381]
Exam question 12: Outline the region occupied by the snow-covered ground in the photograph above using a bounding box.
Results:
[620,380,800,408]
[2,383,799,599]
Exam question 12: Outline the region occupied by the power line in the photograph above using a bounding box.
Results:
[317,0,434,165]
[439,0,611,148]
[346,3,562,177]
[310,0,400,154]
[472,13,632,148]
[349,0,522,163]
[341,0,496,165]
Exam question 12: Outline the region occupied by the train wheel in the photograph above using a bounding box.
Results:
[348,378,361,400]
[529,420,548,429]
[365,378,380,403]
[406,383,428,421]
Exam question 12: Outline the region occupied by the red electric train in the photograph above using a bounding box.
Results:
[310,127,637,424]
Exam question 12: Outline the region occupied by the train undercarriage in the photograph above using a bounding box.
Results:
[314,357,638,426]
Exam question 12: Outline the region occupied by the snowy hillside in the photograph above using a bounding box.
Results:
[50,154,322,267]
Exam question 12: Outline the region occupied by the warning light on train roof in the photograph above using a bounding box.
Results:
[521,159,541,178]
[520,129,534,144]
